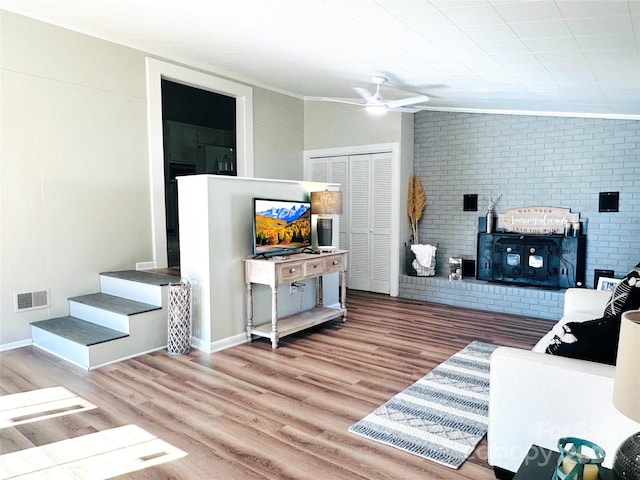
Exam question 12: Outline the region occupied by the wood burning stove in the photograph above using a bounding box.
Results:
[477,233,586,289]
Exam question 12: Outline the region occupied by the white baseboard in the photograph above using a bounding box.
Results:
[136,261,157,270]
[209,333,248,353]
[4,335,247,364]
[31,343,89,370]
[0,339,33,352]
[191,333,248,354]
[30,344,169,371]
[89,346,167,370]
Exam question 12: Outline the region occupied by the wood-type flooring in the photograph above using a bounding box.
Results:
[0,290,554,479]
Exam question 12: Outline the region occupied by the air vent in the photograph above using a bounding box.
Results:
[15,290,49,312]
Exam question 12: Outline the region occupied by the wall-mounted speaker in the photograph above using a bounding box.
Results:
[599,191,619,212]
[463,194,478,211]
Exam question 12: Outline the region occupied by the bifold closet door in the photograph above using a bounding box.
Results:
[348,153,391,294]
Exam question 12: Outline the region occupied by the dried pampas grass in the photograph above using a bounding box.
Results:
[407,174,426,244]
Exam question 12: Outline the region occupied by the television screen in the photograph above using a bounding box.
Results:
[253,198,312,256]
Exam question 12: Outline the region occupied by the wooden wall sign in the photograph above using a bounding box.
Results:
[497,206,580,234]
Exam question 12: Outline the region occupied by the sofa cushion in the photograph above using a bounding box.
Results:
[540,269,640,361]
[545,314,621,365]
[532,312,600,352]
[603,270,640,317]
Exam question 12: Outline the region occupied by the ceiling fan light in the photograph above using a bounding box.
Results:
[366,104,387,115]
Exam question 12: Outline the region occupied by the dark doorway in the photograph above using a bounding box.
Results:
[161,80,237,267]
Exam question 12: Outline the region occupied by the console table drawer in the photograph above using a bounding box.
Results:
[324,256,344,274]
[277,262,304,283]
[304,259,324,276]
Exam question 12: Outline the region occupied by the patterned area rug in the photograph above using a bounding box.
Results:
[348,341,499,469]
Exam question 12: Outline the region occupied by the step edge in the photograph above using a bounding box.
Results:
[31,316,129,346]
[100,270,182,286]
[68,293,162,316]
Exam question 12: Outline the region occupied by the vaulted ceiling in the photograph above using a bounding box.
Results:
[2,0,639,118]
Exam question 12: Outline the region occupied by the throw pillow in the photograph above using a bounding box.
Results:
[545,314,622,365]
[603,270,640,317]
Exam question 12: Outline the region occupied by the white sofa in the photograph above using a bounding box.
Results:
[487,288,639,475]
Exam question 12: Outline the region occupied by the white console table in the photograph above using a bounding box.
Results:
[244,250,347,349]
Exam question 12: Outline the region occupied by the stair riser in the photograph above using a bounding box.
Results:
[89,310,169,368]
[127,312,169,356]
[32,310,169,369]
[31,327,90,368]
[99,276,166,306]
[69,302,131,332]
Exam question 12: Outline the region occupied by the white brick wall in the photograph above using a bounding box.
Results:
[400,276,564,320]
[399,112,640,319]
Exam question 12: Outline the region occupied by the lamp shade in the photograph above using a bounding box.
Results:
[311,191,343,215]
[613,310,640,422]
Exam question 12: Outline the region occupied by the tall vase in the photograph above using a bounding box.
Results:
[486,211,494,233]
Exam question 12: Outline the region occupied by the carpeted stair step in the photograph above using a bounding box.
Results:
[100,270,181,286]
[69,293,160,315]
[30,315,132,369]
[31,316,128,346]
[99,270,182,306]
[69,293,161,332]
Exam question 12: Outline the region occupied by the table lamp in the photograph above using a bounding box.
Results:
[311,190,342,252]
[613,310,640,480]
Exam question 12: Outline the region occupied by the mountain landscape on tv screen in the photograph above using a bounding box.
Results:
[258,204,309,223]
[255,205,311,251]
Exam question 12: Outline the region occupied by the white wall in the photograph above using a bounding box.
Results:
[254,88,304,180]
[177,175,338,352]
[304,101,408,150]
[0,10,306,348]
[1,11,152,347]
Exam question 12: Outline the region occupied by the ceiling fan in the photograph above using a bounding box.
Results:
[315,76,429,114]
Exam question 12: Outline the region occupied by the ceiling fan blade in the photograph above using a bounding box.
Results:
[389,106,420,113]
[354,87,373,102]
[385,95,429,109]
[307,97,366,106]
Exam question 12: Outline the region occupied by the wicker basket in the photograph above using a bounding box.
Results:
[167,281,191,355]
[405,244,436,277]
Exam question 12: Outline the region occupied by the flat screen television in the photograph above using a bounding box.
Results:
[253,198,312,257]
